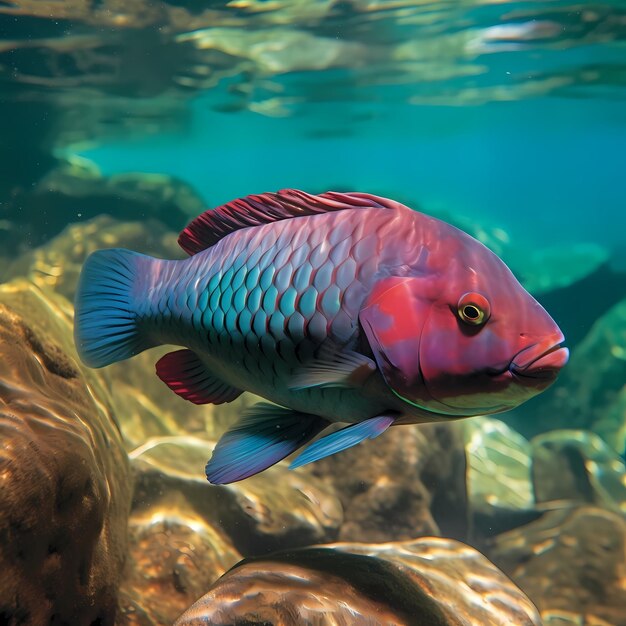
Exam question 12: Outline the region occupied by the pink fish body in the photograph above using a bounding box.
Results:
[74,190,568,483]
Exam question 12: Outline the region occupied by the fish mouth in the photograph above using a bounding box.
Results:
[510,332,569,380]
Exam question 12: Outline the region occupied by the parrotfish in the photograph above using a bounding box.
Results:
[74,189,568,484]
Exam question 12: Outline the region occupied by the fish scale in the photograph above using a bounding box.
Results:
[74,188,568,483]
[149,210,386,370]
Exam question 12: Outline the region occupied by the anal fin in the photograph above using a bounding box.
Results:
[289,414,396,469]
[156,349,242,405]
[205,403,328,484]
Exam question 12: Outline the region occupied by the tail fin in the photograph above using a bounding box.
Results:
[74,248,154,368]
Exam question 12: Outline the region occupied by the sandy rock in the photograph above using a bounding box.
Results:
[130,435,343,556]
[0,280,132,625]
[175,536,541,626]
[310,421,467,543]
[490,506,626,626]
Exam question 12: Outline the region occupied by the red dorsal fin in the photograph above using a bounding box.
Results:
[178,188,401,255]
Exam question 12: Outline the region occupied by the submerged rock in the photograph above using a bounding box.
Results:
[464,417,538,536]
[465,417,534,511]
[535,298,626,453]
[0,280,132,625]
[490,506,626,626]
[532,430,626,513]
[2,214,183,302]
[37,162,205,221]
[175,536,541,625]
[117,494,241,626]
[130,436,343,556]
[1,159,203,257]
[507,242,609,295]
[0,213,252,448]
[541,611,617,626]
[107,348,260,449]
[116,433,342,624]
[310,421,468,543]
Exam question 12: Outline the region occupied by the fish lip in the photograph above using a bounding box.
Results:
[510,332,568,378]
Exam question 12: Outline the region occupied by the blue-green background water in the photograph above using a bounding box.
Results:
[2,0,626,623]
[76,97,626,250]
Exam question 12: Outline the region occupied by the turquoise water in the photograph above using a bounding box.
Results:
[77,97,626,249]
[2,1,626,624]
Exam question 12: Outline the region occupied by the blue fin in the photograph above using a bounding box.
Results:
[156,349,243,405]
[74,248,153,368]
[205,403,329,484]
[289,414,396,469]
[289,341,377,390]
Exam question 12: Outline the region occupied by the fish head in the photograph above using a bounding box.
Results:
[417,249,569,416]
[360,235,568,417]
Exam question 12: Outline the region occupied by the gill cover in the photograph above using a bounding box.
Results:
[359,277,431,405]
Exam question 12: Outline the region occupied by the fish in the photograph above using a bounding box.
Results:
[74,189,568,484]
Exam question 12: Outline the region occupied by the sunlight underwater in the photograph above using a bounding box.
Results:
[1,0,626,624]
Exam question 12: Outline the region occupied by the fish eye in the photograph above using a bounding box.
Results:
[457,292,490,326]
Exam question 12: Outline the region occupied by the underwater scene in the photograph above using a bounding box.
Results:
[1,0,626,624]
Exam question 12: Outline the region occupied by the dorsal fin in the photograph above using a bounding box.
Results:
[178,188,401,255]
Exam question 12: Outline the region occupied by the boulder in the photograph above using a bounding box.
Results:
[175,537,541,625]
[309,421,468,542]
[130,435,343,556]
[114,433,342,624]
[1,214,183,303]
[107,347,262,449]
[116,492,240,626]
[530,298,626,453]
[464,417,538,537]
[1,158,204,257]
[532,430,626,513]
[0,280,132,625]
[0,213,254,448]
[489,506,626,626]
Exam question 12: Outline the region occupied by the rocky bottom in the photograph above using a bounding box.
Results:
[175,538,541,626]
[0,213,625,626]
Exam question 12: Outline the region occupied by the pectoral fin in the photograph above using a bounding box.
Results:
[289,340,377,390]
[289,414,396,469]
